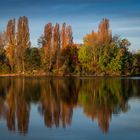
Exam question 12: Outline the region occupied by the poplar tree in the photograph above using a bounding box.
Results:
[53,23,60,69]
[43,23,53,71]
[98,18,112,44]
[61,23,73,49]
[61,23,66,49]
[6,19,16,72]
[65,25,73,45]
[16,16,30,73]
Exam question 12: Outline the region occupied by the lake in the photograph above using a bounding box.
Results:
[0,77,140,140]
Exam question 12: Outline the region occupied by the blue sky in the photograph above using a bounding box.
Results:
[0,0,140,51]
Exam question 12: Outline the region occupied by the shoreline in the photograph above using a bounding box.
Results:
[0,73,139,78]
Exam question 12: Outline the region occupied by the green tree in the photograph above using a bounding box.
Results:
[107,37,132,75]
[78,45,94,74]
[24,48,41,72]
[0,32,10,73]
[61,44,78,74]
[132,51,140,75]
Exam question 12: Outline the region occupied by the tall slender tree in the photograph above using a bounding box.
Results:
[61,23,66,49]
[98,18,112,44]
[5,19,16,72]
[65,25,73,45]
[43,23,53,71]
[44,23,53,54]
[53,23,60,69]
[16,16,30,73]
[0,32,6,54]
[61,23,73,49]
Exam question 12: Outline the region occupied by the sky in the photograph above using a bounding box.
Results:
[0,0,140,51]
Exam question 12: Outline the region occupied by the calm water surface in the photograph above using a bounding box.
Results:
[0,77,140,140]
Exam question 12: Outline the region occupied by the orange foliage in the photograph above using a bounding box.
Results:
[84,18,112,47]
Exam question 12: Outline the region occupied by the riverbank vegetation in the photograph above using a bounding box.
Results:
[0,17,140,76]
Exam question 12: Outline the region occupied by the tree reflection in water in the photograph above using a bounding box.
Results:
[0,77,139,134]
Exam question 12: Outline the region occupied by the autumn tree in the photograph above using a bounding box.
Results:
[60,24,74,74]
[5,19,16,72]
[43,23,53,72]
[61,23,66,49]
[84,18,112,47]
[16,16,30,73]
[0,32,6,52]
[53,23,61,69]
[61,23,73,49]
[98,18,112,44]
[83,31,99,64]
[44,23,53,54]
[83,31,98,47]
[65,25,73,45]
[81,19,134,75]
[0,32,6,63]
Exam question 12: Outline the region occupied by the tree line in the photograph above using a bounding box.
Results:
[0,16,140,76]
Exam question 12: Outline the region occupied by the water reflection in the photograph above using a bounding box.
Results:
[0,77,140,134]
